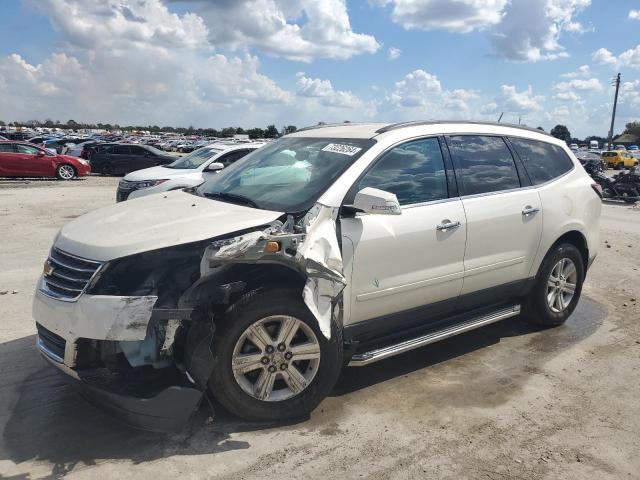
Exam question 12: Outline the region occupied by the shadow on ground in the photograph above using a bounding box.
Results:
[0,298,605,478]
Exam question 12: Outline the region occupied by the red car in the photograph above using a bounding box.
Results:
[0,141,91,180]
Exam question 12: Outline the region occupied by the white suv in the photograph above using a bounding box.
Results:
[116,143,263,202]
[33,121,601,431]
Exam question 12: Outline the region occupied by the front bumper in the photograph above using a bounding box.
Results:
[33,286,205,432]
[39,349,203,432]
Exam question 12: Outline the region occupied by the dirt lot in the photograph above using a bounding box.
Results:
[1,176,639,479]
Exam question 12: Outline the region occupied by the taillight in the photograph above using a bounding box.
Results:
[591,183,603,199]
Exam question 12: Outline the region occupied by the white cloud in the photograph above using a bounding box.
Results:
[179,0,380,62]
[490,0,591,62]
[387,47,402,60]
[593,45,640,69]
[620,80,640,109]
[561,64,591,78]
[629,10,640,20]
[554,91,581,102]
[387,69,443,107]
[295,73,377,117]
[384,69,478,118]
[0,51,293,126]
[27,0,209,52]
[592,48,617,65]
[554,78,603,92]
[491,85,544,114]
[374,0,508,33]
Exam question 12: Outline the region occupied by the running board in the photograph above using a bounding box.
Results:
[348,304,521,367]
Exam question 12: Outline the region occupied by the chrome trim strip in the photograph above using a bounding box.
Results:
[37,336,64,364]
[48,256,97,274]
[53,247,102,265]
[348,304,521,367]
[38,249,104,303]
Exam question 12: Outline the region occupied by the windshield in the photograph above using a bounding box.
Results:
[145,145,166,156]
[165,147,223,169]
[198,137,375,212]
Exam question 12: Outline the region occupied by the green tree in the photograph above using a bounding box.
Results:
[282,125,297,135]
[624,121,640,137]
[536,126,545,132]
[550,124,571,143]
[264,124,279,138]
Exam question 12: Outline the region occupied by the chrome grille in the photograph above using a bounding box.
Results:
[40,248,103,301]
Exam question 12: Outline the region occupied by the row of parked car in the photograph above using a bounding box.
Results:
[0,138,263,187]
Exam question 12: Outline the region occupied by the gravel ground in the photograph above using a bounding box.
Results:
[0,176,639,479]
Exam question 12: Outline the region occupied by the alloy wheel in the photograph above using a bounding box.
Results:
[231,315,321,402]
[546,258,577,313]
[58,165,75,180]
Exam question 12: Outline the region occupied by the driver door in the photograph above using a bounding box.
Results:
[14,144,52,176]
[340,137,467,335]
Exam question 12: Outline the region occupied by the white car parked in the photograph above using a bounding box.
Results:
[33,121,601,431]
[116,143,263,202]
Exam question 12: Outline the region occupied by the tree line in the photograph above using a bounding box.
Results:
[0,119,299,139]
[548,122,640,145]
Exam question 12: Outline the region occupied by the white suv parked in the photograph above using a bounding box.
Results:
[116,143,263,202]
[33,121,601,431]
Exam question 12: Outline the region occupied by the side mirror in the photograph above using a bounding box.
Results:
[352,187,401,215]
[37,150,45,157]
[206,162,224,172]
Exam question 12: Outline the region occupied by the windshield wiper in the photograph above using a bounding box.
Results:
[203,191,260,208]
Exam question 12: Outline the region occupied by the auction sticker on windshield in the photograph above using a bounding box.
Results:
[321,143,362,156]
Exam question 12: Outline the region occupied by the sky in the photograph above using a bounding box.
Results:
[0,0,638,138]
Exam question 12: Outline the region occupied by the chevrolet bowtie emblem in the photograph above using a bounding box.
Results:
[43,261,54,276]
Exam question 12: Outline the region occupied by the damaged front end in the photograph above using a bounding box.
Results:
[34,203,346,431]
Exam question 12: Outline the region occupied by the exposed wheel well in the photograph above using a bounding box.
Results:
[551,231,589,272]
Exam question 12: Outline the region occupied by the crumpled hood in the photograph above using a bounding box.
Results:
[124,165,202,181]
[55,190,283,261]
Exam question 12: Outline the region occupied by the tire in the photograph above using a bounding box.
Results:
[55,164,76,180]
[208,288,343,422]
[522,243,584,327]
[616,162,624,170]
[101,163,114,176]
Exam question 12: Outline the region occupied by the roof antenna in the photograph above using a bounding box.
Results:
[497,112,503,122]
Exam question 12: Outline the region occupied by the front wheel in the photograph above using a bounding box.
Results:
[208,288,343,422]
[522,243,584,327]
[56,164,76,180]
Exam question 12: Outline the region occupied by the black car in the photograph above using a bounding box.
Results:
[89,144,176,175]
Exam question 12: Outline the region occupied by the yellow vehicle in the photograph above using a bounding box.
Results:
[602,150,639,170]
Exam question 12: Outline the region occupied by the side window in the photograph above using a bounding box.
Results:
[508,137,574,185]
[219,149,251,167]
[0,144,15,153]
[112,145,131,155]
[355,137,448,205]
[16,144,41,155]
[130,146,148,155]
[447,135,521,195]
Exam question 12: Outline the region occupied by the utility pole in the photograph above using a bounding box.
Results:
[607,73,621,151]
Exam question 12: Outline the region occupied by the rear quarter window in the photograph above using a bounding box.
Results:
[508,137,574,185]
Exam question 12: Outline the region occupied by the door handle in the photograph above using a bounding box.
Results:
[436,220,461,231]
[522,206,540,216]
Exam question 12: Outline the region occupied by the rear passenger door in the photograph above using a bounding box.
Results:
[110,145,132,173]
[446,135,542,302]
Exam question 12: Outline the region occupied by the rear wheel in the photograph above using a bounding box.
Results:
[616,162,624,170]
[101,163,114,176]
[56,164,76,180]
[208,288,343,421]
[522,243,584,327]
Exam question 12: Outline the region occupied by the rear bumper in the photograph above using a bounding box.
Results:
[39,340,204,432]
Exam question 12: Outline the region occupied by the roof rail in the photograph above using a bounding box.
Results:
[374,120,552,137]
[294,122,376,133]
